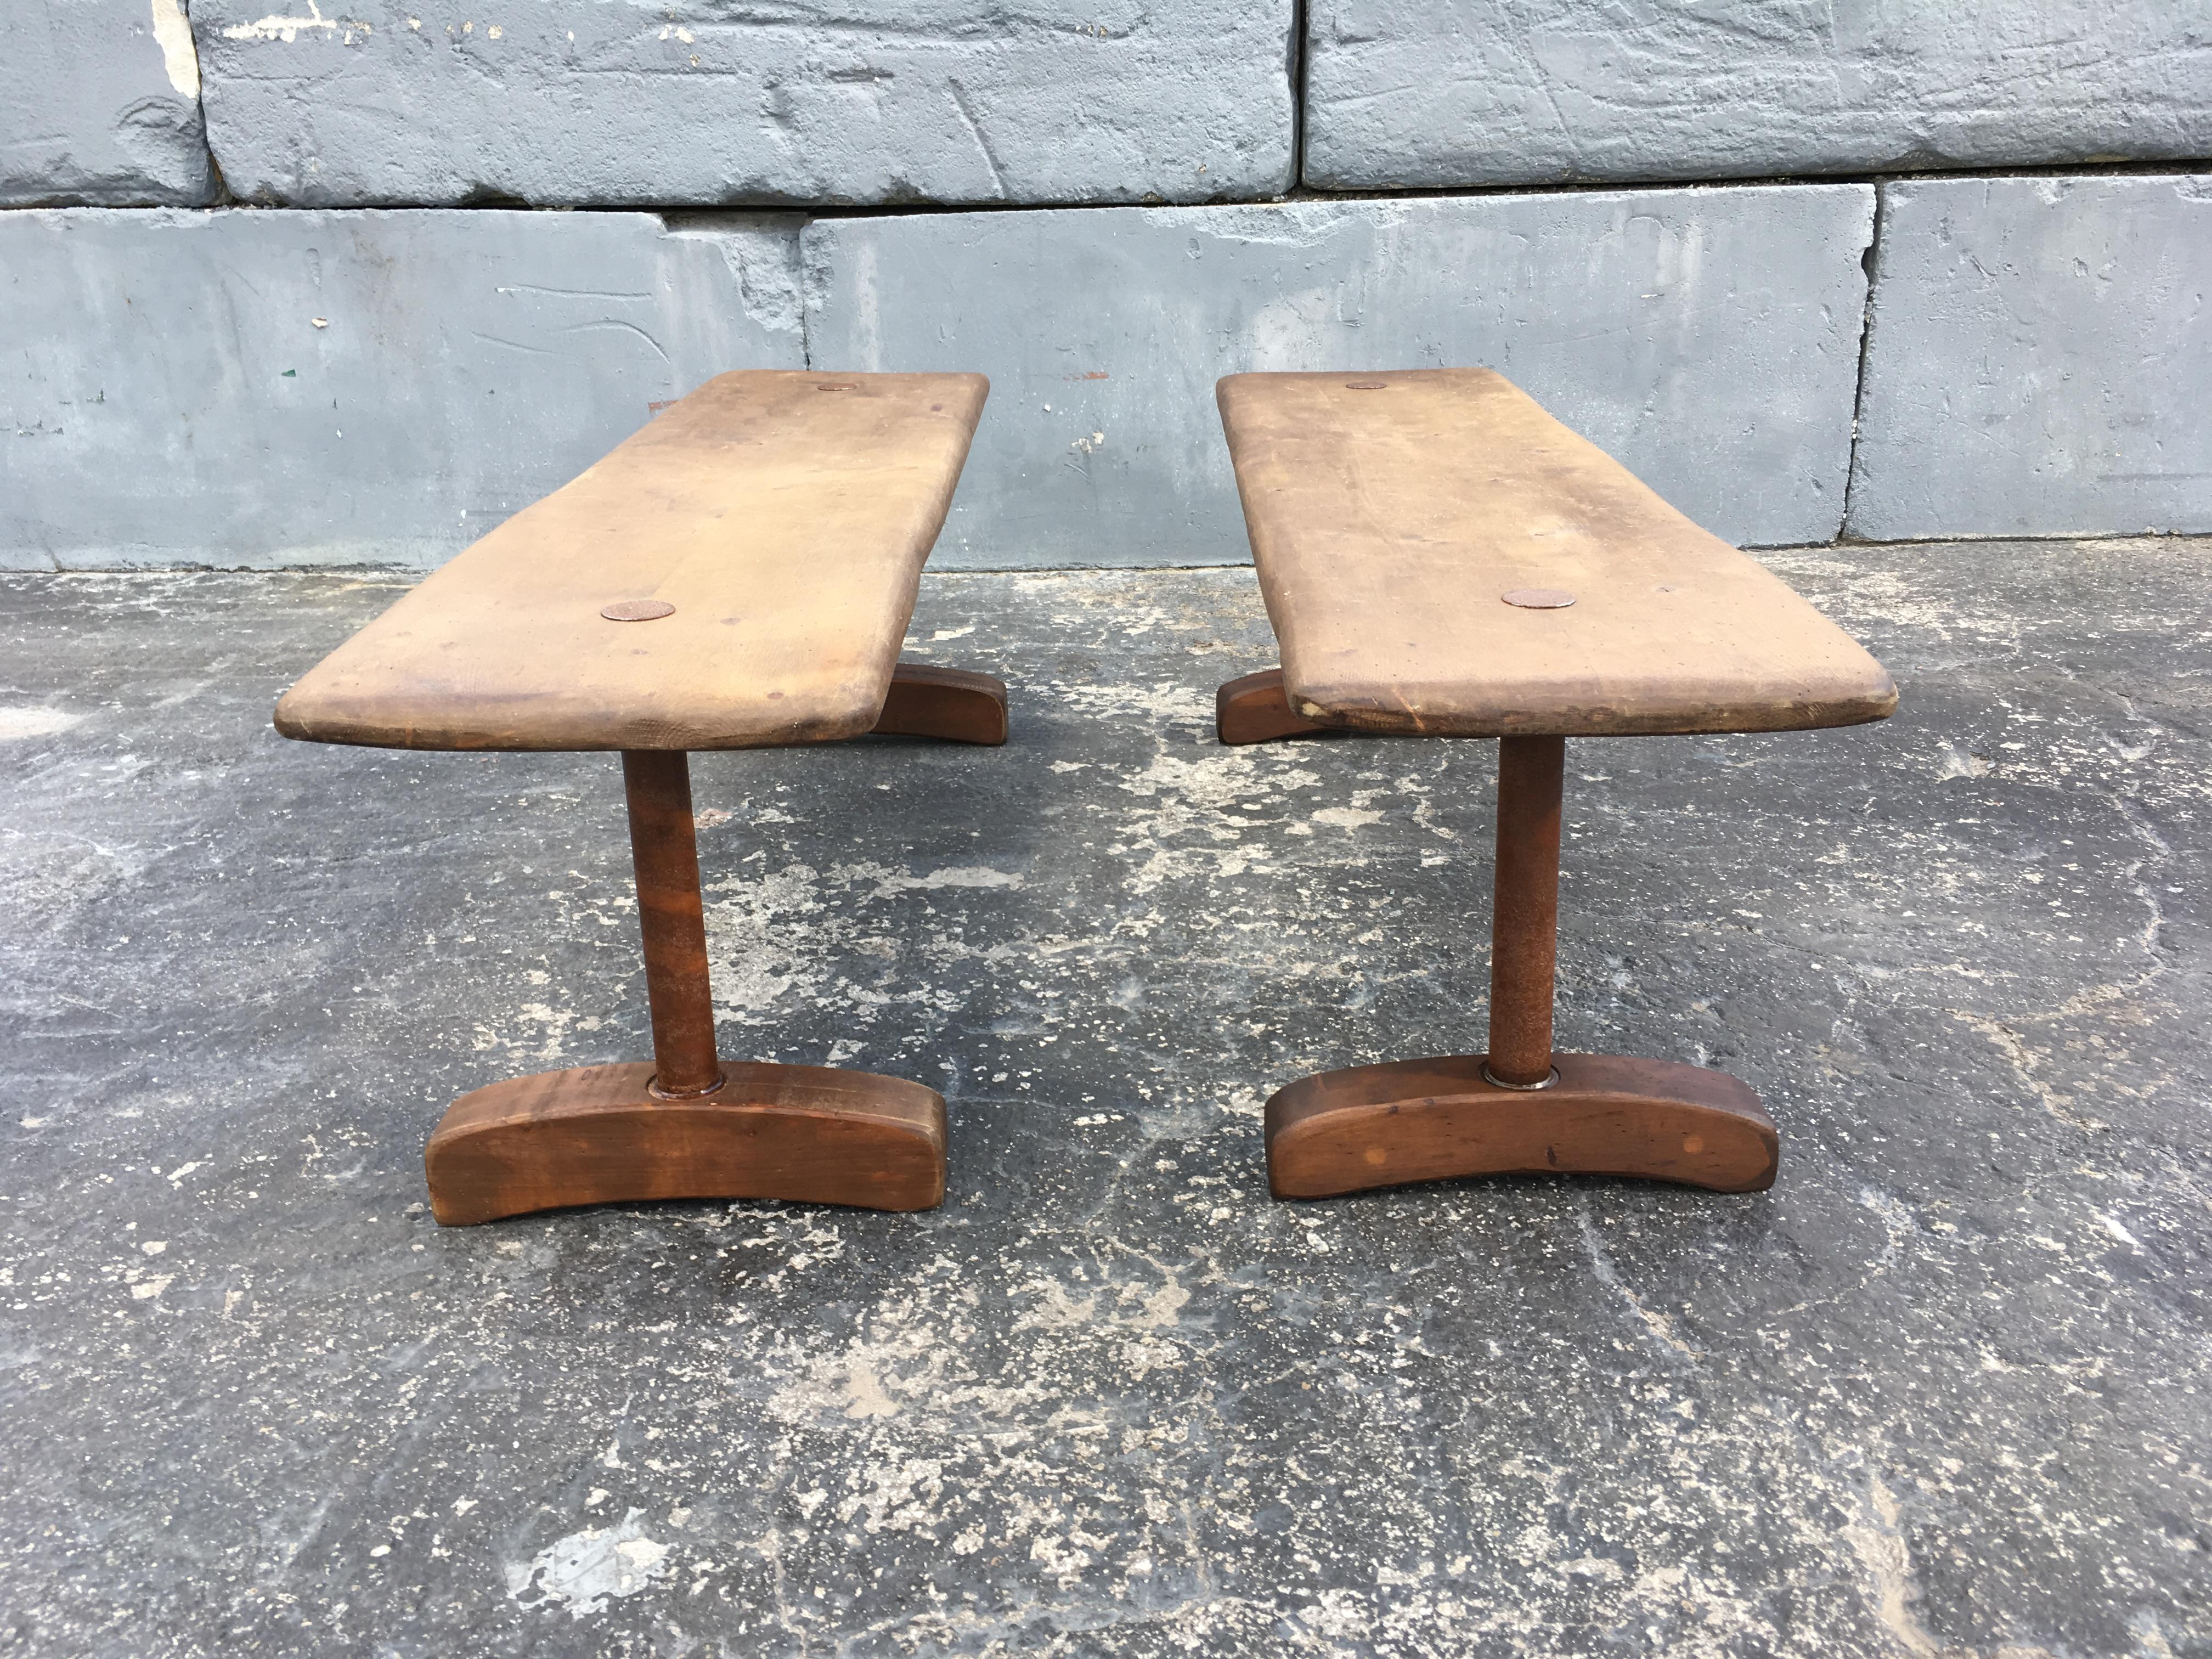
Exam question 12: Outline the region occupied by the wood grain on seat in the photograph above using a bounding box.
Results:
[274,370,990,752]
[1216,368,1897,737]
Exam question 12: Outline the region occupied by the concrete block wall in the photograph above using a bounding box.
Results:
[190,1,1299,208]
[1,211,801,568]
[2,1,2207,568]
[808,189,1874,566]
[1302,2,2212,190]
[1849,174,2212,540]
[1,1,218,204]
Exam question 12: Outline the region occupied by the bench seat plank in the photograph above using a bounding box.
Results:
[275,370,989,752]
[1217,368,1896,737]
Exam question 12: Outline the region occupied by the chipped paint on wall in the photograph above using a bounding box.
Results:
[221,1,339,43]
[148,0,200,97]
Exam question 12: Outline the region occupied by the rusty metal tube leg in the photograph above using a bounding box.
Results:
[620,750,724,1099]
[1487,735,1567,1087]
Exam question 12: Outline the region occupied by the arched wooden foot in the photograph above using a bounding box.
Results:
[1217,667,1337,745]
[426,1060,947,1224]
[1264,1053,1778,1199]
[872,662,1008,744]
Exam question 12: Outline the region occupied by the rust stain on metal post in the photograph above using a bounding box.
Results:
[621,751,725,1099]
[1487,734,1566,1087]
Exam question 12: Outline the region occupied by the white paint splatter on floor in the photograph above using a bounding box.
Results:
[0,707,81,741]
[506,1509,672,1621]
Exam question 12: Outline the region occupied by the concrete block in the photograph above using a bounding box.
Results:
[1,0,218,205]
[0,210,803,569]
[191,1,1295,208]
[1304,2,2212,190]
[804,187,1873,567]
[1848,175,2212,541]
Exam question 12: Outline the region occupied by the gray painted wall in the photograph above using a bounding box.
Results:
[1,2,2205,565]
[1848,174,2212,541]
[805,189,1875,566]
[10,177,2210,567]
[0,210,802,569]
[1305,2,2212,190]
[1,0,218,205]
[14,2,2206,211]
[190,0,1297,208]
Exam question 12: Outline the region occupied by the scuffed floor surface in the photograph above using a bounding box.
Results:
[1,543,2207,1658]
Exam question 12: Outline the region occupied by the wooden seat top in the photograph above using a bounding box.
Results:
[1217,368,1896,737]
[275,370,989,752]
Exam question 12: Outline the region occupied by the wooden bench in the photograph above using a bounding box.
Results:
[276,370,1004,1225]
[1214,368,1897,1199]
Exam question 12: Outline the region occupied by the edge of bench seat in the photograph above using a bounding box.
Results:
[274,370,990,752]
[1279,666,1899,740]
[1217,368,1898,740]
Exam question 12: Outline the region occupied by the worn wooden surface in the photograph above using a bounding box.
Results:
[426,1060,948,1224]
[1215,668,1336,746]
[622,750,725,1099]
[1216,368,1897,737]
[1265,1053,1780,1198]
[871,663,1010,746]
[1486,735,1566,1087]
[274,371,989,752]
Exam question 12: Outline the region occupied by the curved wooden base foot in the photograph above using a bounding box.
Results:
[426,1059,947,1225]
[1217,668,1337,746]
[873,662,1008,744]
[1265,1052,1778,1198]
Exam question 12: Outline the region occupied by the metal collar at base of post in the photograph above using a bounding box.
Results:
[1481,1063,1560,1091]
[647,1071,727,1101]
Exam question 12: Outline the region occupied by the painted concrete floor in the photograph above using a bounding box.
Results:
[1,543,2207,1658]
